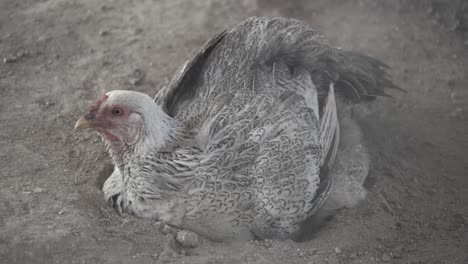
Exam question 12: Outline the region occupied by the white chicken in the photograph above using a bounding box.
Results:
[75,17,400,241]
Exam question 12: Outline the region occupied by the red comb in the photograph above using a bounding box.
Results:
[93,94,108,109]
[86,94,108,119]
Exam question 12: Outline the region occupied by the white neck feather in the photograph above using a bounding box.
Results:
[134,104,186,155]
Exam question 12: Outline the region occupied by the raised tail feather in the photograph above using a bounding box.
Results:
[330,51,405,101]
[249,17,403,101]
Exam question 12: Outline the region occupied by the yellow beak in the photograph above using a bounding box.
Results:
[74,116,94,130]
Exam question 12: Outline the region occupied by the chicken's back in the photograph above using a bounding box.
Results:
[170,18,329,240]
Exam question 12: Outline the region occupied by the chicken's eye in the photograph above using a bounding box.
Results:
[112,107,122,116]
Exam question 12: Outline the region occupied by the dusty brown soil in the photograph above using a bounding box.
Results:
[1,0,467,263]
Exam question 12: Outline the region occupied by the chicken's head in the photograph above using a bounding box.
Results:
[74,90,155,145]
[75,90,183,155]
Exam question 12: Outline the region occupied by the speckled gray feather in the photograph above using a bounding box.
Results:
[103,17,399,241]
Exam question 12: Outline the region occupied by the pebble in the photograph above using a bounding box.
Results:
[129,69,145,86]
[151,252,159,259]
[158,250,178,262]
[382,253,391,262]
[160,224,174,234]
[153,222,162,229]
[99,30,110,36]
[3,49,30,64]
[295,248,304,257]
[176,230,199,248]
[450,91,462,103]
[334,247,342,254]
[3,57,17,63]
[33,187,43,193]
[104,227,115,233]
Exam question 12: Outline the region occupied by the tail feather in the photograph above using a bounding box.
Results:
[332,51,405,101]
[248,17,403,101]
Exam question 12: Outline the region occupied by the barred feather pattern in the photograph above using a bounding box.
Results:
[102,17,398,241]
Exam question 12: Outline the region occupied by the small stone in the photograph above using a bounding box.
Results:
[129,69,145,86]
[334,247,342,254]
[3,57,16,64]
[450,91,462,103]
[104,227,115,233]
[99,30,110,36]
[151,252,159,259]
[295,248,304,257]
[33,187,43,193]
[382,253,391,262]
[153,222,162,229]
[176,230,199,248]
[44,100,55,107]
[158,250,177,263]
[263,240,272,249]
[160,224,173,234]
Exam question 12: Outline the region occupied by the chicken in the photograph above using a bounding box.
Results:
[74,17,400,241]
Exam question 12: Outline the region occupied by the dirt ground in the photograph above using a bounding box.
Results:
[0,0,467,263]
